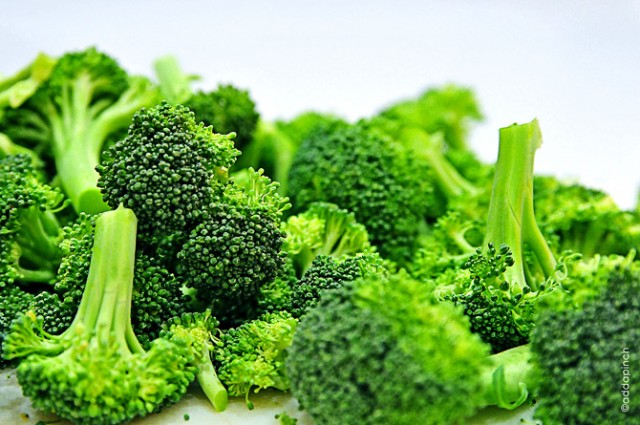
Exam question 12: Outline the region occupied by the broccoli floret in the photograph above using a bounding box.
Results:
[419,120,562,352]
[185,85,259,153]
[534,175,640,258]
[160,310,228,412]
[2,205,197,424]
[240,111,349,195]
[530,267,640,423]
[2,47,160,214]
[97,101,239,248]
[281,202,372,278]
[215,311,298,409]
[177,169,289,326]
[54,211,191,348]
[289,253,388,318]
[0,154,65,288]
[286,272,535,425]
[288,123,433,264]
[0,52,56,111]
[0,286,35,368]
[378,84,484,153]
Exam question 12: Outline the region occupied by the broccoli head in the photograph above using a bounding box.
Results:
[288,123,433,264]
[215,311,298,409]
[2,205,197,425]
[286,272,535,425]
[97,101,239,245]
[531,267,640,423]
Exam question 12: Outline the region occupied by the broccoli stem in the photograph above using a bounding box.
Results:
[480,344,535,409]
[195,346,229,412]
[66,204,138,350]
[401,127,478,199]
[484,119,555,292]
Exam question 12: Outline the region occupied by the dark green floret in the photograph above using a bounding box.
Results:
[185,84,259,153]
[286,272,535,425]
[531,267,640,424]
[97,101,239,245]
[288,123,433,264]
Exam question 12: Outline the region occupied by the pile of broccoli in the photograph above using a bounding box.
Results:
[1,47,638,425]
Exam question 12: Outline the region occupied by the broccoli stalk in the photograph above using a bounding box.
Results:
[161,311,228,412]
[483,119,557,292]
[3,205,196,424]
[7,48,160,214]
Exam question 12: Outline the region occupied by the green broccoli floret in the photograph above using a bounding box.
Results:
[97,101,239,249]
[0,52,56,111]
[281,202,372,278]
[185,85,259,153]
[364,84,491,217]
[530,267,640,423]
[0,286,35,368]
[377,84,484,153]
[289,253,388,318]
[418,120,562,352]
[288,123,433,264]
[160,310,228,412]
[0,154,66,288]
[153,55,260,154]
[240,111,349,195]
[2,47,160,214]
[286,272,535,425]
[2,205,197,424]
[54,211,191,348]
[215,311,298,409]
[177,168,289,326]
[534,175,640,258]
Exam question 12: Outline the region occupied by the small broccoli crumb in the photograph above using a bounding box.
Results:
[275,411,298,425]
[183,413,190,421]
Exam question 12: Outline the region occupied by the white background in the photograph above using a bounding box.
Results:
[3,0,640,209]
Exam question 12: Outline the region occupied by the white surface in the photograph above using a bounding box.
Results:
[2,1,640,209]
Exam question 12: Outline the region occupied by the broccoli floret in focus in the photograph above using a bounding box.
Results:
[2,205,197,425]
[215,311,298,409]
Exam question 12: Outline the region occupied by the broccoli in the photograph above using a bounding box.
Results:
[364,84,491,218]
[286,272,535,425]
[177,168,289,325]
[530,266,640,423]
[2,205,197,425]
[185,85,259,153]
[215,311,298,409]
[54,211,191,349]
[153,55,260,154]
[98,103,289,326]
[1,47,159,214]
[97,101,239,250]
[289,252,388,318]
[534,175,640,258]
[0,52,56,111]
[160,310,228,412]
[281,202,372,278]
[0,154,65,288]
[408,119,560,352]
[240,111,349,195]
[288,122,433,264]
